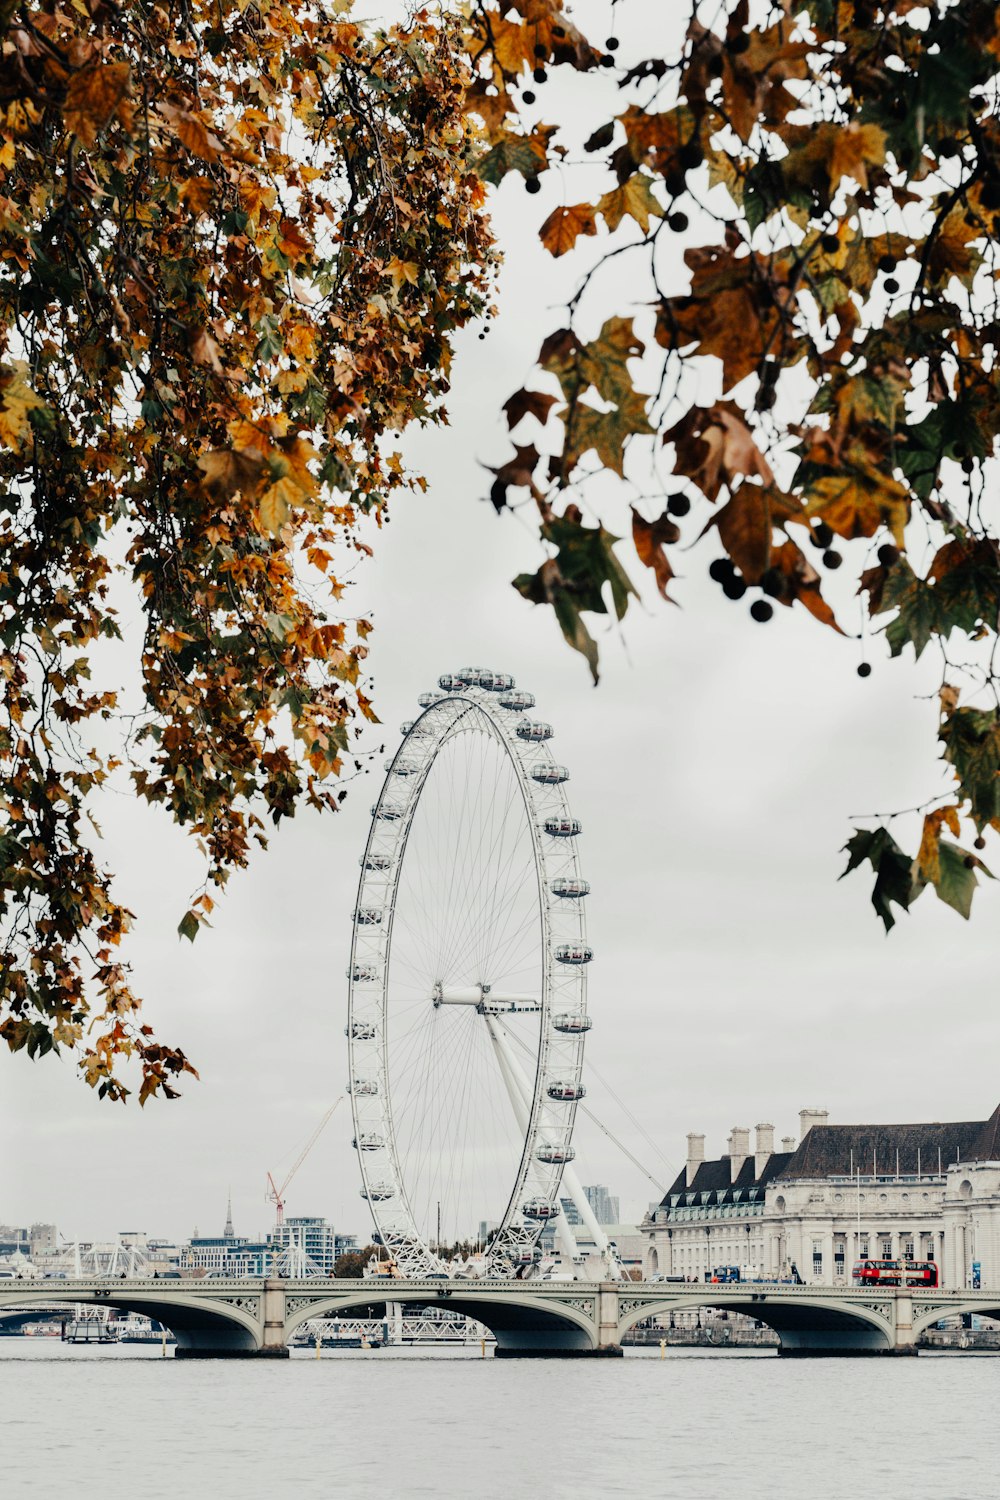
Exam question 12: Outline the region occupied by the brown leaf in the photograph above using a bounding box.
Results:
[769,539,843,632]
[191,328,223,375]
[631,506,680,601]
[539,202,598,257]
[666,402,774,502]
[503,389,558,429]
[63,61,130,148]
[713,484,771,583]
[197,447,265,498]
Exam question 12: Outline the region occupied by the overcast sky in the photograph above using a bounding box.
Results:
[3,0,999,1248]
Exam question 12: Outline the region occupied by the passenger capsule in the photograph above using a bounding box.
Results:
[500,691,535,712]
[531,764,569,785]
[484,672,514,692]
[345,1020,376,1040]
[347,964,379,983]
[550,878,590,899]
[372,803,405,822]
[354,908,383,926]
[347,1078,378,1096]
[454,666,493,687]
[386,758,421,777]
[547,1080,586,1102]
[437,673,461,692]
[555,944,593,965]
[360,853,392,872]
[536,1142,576,1164]
[353,1133,385,1152]
[516,721,553,742]
[544,817,581,838]
[522,1196,561,1220]
[417,691,445,708]
[360,1183,395,1202]
[553,1013,593,1035]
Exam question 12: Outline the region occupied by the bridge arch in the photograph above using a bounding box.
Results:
[617,1292,894,1355]
[282,1286,599,1355]
[0,1285,263,1354]
[912,1300,1000,1341]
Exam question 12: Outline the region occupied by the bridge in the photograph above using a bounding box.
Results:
[2,1277,998,1357]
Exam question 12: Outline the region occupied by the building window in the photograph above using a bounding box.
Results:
[812,1242,822,1274]
[859,1240,869,1258]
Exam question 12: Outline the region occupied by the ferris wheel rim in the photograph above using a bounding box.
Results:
[346,672,591,1277]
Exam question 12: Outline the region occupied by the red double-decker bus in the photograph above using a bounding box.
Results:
[852,1258,939,1288]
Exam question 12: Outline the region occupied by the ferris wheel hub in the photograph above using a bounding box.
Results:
[432,982,541,1013]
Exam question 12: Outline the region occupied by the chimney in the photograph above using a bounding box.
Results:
[799,1108,829,1142]
[728,1126,751,1181]
[686,1132,705,1187]
[754,1123,775,1179]
[782,1136,797,1154]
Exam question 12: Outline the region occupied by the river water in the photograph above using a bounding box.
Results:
[2,1340,997,1499]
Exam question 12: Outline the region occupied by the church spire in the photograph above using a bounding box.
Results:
[224,1189,234,1239]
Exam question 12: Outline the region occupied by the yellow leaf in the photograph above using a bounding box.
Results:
[916,806,962,886]
[0,361,44,451]
[598,173,663,234]
[385,256,420,291]
[63,61,131,148]
[827,122,886,193]
[258,475,301,534]
[805,472,910,545]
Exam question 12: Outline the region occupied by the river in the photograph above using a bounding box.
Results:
[2,1340,997,1499]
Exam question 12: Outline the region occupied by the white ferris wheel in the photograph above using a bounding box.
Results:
[346,668,595,1277]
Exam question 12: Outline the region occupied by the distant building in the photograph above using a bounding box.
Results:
[643,1106,1000,1290]
[182,1236,270,1276]
[334,1233,359,1260]
[269,1217,336,1273]
[182,1200,269,1276]
[584,1186,619,1226]
[0,1227,30,1258]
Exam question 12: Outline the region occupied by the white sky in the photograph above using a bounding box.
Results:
[3,0,999,1246]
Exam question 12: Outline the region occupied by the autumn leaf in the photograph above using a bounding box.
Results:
[667,403,774,502]
[597,173,663,234]
[768,539,843,633]
[827,122,886,193]
[632,506,680,601]
[63,61,131,148]
[0,361,45,451]
[804,472,910,546]
[197,448,265,498]
[503,389,558,429]
[539,203,598,257]
[712,484,772,584]
[563,391,654,477]
[915,805,961,887]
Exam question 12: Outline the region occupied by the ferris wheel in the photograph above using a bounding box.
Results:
[346,668,593,1277]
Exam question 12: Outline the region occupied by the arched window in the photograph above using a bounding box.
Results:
[649,1248,659,1274]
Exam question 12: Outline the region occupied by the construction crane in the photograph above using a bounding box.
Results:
[266,1098,342,1227]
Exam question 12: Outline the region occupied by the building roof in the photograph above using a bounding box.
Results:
[661,1151,794,1209]
[777,1118,989,1180]
[972,1102,1000,1163]
[658,1104,1000,1213]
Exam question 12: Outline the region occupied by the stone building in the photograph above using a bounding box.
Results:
[643,1105,1000,1290]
